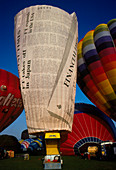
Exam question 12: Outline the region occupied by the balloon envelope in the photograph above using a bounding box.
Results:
[14,5,78,134]
[28,138,43,151]
[77,19,116,121]
[60,103,116,156]
[21,138,34,149]
[0,69,24,132]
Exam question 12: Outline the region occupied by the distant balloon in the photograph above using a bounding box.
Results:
[28,138,43,151]
[77,19,116,121]
[21,129,29,140]
[21,138,34,149]
[0,69,24,132]
[20,137,43,151]
[60,103,116,156]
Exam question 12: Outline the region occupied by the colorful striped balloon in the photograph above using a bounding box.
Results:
[28,138,43,151]
[60,103,116,155]
[77,19,116,121]
[21,138,34,149]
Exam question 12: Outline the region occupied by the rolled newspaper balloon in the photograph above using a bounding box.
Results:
[14,5,78,134]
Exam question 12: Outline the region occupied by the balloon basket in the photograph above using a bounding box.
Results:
[44,162,62,169]
[42,155,63,169]
[42,132,63,169]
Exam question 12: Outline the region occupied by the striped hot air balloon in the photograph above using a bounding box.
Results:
[28,138,43,151]
[21,138,34,149]
[60,103,116,156]
[77,19,116,121]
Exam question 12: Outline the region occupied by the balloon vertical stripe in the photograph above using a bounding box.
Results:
[77,35,114,118]
[77,19,116,121]
[107,19,116,46]
[94,24,116,93]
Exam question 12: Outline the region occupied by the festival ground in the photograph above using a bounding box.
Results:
[0,155,116,170]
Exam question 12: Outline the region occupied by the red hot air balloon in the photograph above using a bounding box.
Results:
[60,103,116,156]
[0,69,24,132]
[77,19,116,121]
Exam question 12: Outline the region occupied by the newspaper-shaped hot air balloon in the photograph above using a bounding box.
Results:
[14,5,78,135]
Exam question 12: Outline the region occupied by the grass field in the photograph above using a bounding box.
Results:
[0,155,116,170]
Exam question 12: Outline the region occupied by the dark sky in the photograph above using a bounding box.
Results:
[0,0,115,139]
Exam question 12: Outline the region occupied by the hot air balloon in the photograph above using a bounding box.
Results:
[60,103,116,156]
[77,19,116,121]
[21,138,34,149]
[28,138,43,151]
[14,6,78,168]
[14,5,78,135]
[0,69,24,132]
